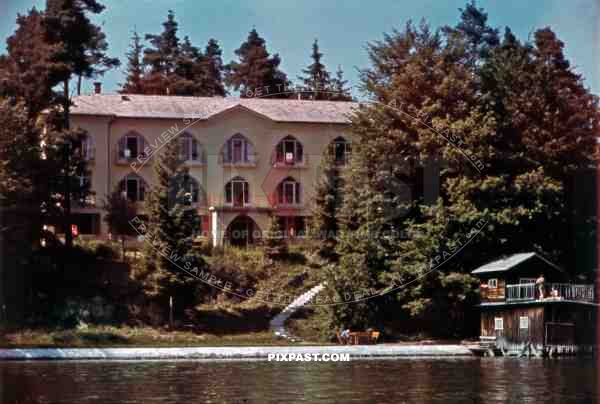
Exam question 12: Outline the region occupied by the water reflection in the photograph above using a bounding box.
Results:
[0,357,597,403]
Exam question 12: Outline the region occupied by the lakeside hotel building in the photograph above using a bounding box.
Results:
[66,91,357,246]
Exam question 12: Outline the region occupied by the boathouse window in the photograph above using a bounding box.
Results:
[519,316,529,329]
[494,317,503,331]
[488,278,498,289]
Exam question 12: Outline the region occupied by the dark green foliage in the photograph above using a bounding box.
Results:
[328,65,353,101]
[225,28,291,98]
[141,9,180,95]
[120,30,144,94]
[144,9,179,76]
[124,11,225,96]
[264,214,288,261]
[312,152,343,260]
[330,4,599,336]
[0,8,57,116]
[103,186,138,260]
[140,135,206,308]
[298,39,330,100]
[200,39,227,97]
[44,0,120,94]
[297,39,353,101]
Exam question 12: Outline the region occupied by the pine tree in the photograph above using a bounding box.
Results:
[330,17,490,333]
[443,1,499,65]
[298,39,330,100]
[200,39,226,96]
[120,30,144,94]
[142,9,180,94]
[141,136,206,308]
[43,0,119,247]
[1,8,57,116]
[225,28,291,98]
[76,24,120,95]
[0,100,45,321]
[333,7,599,336]
[103,185,138,260]
[0,100,44,240]
[264,214,287,261]
[312,151,343,260]
[138,12,226,97]
[172,36,202,95]
[44,0,120,98]
[328,65,353,101]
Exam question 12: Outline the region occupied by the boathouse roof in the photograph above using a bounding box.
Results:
[471,252,563,275]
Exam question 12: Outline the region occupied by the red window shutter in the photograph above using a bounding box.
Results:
[118,136,126,158]
[139,136,145,158]
[202,215,210,236]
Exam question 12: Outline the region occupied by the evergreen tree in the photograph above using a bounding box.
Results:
[172,36,202,95]
[43,0,119,246]
[138,12,225,97]
[225,28,291,98]
[200,39,226,96]
[332,7,599,336]
[120,30,144,94]
[76,23,120,95]
[443,1,499,66]
[298,39,330,100]
[0,100,44,321]
[0,99,90,319]
[264,214,287,261]
[140,136,206,309]
[103,185,138,260]
[1,8,58,116]
[328,65,353,101]
[142,9,180,94]
[0,100,45,242]
[44,0,120,99]
[312,151,344,260]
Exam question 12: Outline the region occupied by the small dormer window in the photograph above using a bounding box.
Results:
[488,278,498,289]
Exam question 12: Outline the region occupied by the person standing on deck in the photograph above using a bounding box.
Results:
[535,274,545,300]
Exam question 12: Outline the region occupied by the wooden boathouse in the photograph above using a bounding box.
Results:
[471,252,597,356]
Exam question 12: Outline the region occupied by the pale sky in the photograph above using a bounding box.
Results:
[1,0,598,97]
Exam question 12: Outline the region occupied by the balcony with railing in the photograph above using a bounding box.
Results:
[505,283,595,303]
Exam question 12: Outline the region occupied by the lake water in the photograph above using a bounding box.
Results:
[0,357,597,403]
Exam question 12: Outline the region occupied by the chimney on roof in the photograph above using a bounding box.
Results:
[93,82,102,94]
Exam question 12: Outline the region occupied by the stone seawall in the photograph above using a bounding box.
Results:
[0,345,472,360]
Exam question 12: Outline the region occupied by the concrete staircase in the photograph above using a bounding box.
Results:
[269,282,326,341]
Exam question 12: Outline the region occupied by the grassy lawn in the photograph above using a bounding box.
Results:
[0,325,317,348]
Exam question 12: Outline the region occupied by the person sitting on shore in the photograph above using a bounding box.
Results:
[340,328,350,344]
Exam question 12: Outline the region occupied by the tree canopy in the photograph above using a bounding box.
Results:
[225,28,291,98]
[325,3,599,335]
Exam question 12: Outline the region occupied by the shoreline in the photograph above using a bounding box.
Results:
[0,344,473,361]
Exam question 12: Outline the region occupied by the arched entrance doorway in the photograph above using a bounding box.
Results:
[225,215,260,247]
